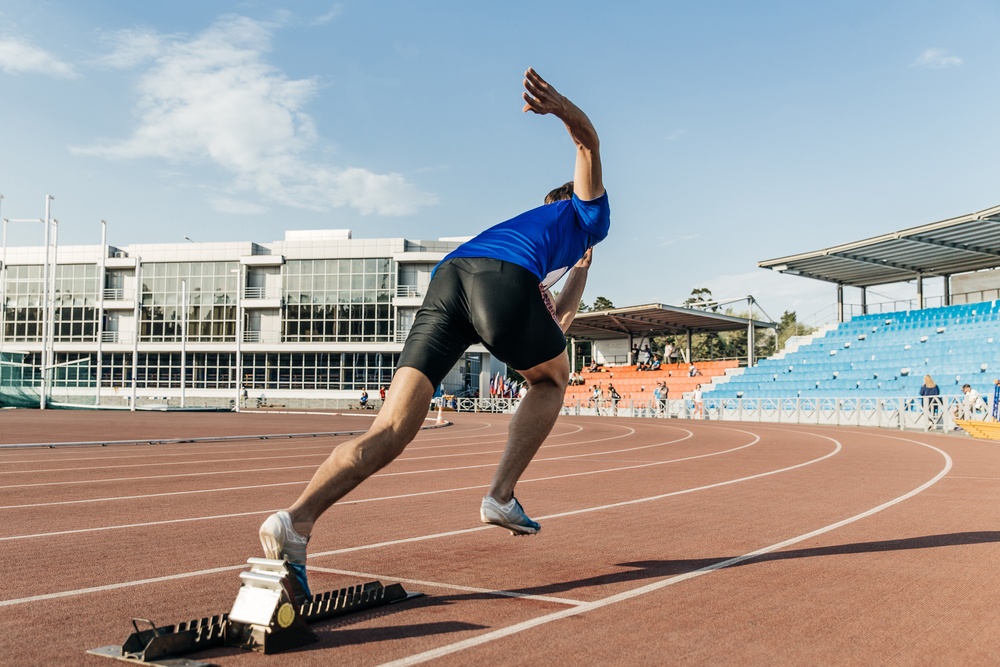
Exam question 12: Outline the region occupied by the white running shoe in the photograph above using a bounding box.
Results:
[480,496,541,535]
[259,511,311,598]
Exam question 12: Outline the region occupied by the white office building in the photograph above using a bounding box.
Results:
[0,229,497,409]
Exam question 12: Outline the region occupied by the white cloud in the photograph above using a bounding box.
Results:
[313,5,344,26]
[659,233,698,246]
[93,28,167,68]
[911,48,963,69]
[74,15,436,216]
[0,37,76,78]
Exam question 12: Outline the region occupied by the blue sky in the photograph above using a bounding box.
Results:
[1,1,998,324]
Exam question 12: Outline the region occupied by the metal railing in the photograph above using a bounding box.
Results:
[243,286,267,299]
[450,393,995,432]
[396,285,419,298]
[103,288,125,300]
[101,331,119,343]
[244,331,261,343]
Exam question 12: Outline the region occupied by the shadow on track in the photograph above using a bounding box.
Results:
[503,531,1000,597]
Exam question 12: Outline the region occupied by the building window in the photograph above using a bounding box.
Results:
[282,258,393,342]
[242,352,397,391]
[2,264,99,342]
[140,262,237,343]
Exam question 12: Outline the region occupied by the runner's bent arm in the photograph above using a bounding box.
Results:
[522,68,604,201]
[553,248,592,332]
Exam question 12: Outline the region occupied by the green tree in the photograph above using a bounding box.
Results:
[775,310,814,352]
[592,296,615,311]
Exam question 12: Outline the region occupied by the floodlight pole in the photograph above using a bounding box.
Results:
[0,194,58,410]
[180,278,187,408]
[130,256,142,411]
[95,220,107,407]
[47,215,58,407]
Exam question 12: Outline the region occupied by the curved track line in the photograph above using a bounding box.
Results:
[375,434,953,667]
[0,426,719,509]
[0,427,819,598]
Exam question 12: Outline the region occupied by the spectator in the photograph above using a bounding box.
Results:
[592,384,604,415]
[631,344,639,366]
[588,360,599,373]
[658,381,669,411]
[663,342,675,365]
[692,383,703,418]
[379,386,387,403]
[608,383,621,411]
[642,344,652,366]
[360,389,369,408]
[650,355,661,371]
[952,383,987,421]
[919,375,941,430]
[688,364,702,377]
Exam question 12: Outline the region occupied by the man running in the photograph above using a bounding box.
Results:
[259,68,609,597]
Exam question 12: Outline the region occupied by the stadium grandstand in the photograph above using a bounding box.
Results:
[699,202,1000,433]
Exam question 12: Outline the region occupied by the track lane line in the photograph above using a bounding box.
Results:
[375,435,953,667]
[0,429,828,602]
[307,566,586,607]
[0,428,712,509]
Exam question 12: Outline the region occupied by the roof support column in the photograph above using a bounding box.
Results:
[837,284,844,323]
[860,287,867,315]
[942,275,951,307]
[917,274,924,310]
[686,330,693,364]
[569,338,576,374]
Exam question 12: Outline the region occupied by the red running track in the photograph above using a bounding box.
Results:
[0,410,998,665]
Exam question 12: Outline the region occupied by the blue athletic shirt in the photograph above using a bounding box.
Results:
[440,192,610,288]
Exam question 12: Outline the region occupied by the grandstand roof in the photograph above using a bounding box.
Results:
[565,303,774,342]
[758,203,1000,287]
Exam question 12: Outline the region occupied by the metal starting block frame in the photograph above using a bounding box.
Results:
[87,558,423,666]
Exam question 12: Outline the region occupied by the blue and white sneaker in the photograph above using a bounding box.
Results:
[259,511,312,600]
[480,496,541,535]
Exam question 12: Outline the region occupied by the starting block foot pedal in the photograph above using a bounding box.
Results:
[88,557,424,664]
[226,558,318,654]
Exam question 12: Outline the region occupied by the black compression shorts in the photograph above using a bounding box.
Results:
[396,258,567,387]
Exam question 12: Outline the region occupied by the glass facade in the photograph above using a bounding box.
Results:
[242,352,397,391]
[283,259,394,342]
[0,240,480,405]
[140,262,238,342]
[2,264,99,342]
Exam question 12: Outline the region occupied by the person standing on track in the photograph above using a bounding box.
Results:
[259,68,610,597]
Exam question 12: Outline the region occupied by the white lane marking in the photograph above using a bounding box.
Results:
[307,566,586,607]
[0,564,248,607]
[0,421,502,466]
[0,428,720,510]
[376,435,953,667]
[0,464,320,490]
[0,480,306,511]
[0,429,819,597]
[0,424,616,482]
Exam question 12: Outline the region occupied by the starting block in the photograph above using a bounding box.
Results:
[87,558,423,665]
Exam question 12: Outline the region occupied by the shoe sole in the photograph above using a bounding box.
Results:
[480,515,539,536]
[259,514,286,560]
[260,532,282,559]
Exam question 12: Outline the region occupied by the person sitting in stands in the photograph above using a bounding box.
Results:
[688,364,702,377]
[952,383,987,421]
[650,355,661,371]
[588,360,599,373]
[360,389,369,408]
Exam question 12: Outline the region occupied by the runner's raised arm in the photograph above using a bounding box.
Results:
[522,68,604,202]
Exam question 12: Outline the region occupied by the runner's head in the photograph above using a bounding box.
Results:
[544,181,574,204]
